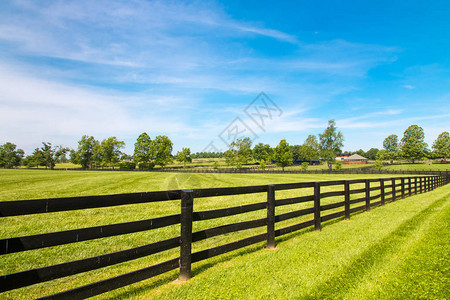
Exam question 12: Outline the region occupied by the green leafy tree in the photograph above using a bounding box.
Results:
[273,139,293,171]
[99,137,125,169]
[289,145,301,161]
[383,134,400,163]
[151,135,173,168]
[304,135,320,150]
[73,135,98,169]
[253,143,273,162]
[301,162,309,170]
[432,131,450,159]
[319,120,344,170]
[231,137,252,165]
[223,149,235,166]
[400,125,428,163]
[176,147,192,168]
[299,145,319,162]
[0,142,24,168]
[376,149,386,161]
[365,148,379,160]
[36,142,69,170]
[335,160,343,170]
[133,132,154,168]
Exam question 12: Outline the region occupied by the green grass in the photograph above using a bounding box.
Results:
[382,163,450,172]
[0,169,447,299]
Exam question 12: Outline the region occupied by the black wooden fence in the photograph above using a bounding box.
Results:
[1,174,449,299]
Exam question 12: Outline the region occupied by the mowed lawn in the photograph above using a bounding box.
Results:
[0,169,448,299]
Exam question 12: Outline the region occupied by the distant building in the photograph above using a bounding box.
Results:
[342,154,368,164]
[336,153,350,161]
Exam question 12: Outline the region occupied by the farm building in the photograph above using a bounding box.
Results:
[342,154,368,164]
[336,153,350,161]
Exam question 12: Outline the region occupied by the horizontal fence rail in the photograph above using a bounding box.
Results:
[1,174,449,299]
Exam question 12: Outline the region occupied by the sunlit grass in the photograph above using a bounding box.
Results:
[0,169,446,299]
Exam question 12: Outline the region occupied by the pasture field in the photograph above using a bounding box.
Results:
[0,169,448,299]
[382,163,450,172]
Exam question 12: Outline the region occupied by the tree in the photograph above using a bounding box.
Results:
[133,132,154,168]
[151,135,173,168]
[38,142,69,170]
[231,137,252,165]
[253,143,273,162]
[365,148,379,160]
[304,134,320,151]
[176,147,192,168]
[400,125,428,163]
[0,142,24,168]
[289,145,301,161]
[319,120,344,170]
[383,134,400,163]
[432,131,450,159]
[335,161,343,170]
[99,137,125,169]
[273,139,293,171]
[73,135,98,169]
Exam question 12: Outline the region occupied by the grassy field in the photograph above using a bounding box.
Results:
[0,169,448,299]
[382,163,450,171]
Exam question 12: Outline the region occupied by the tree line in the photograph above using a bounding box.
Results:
[0,123,448,170]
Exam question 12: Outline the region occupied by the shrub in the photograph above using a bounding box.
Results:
[138,162,155,170]
[259,160,266,170]
[119,161,136,170]
[374,160,383,170]
[236,162,242,170]
[301,162,309,171]
[335,161,343,170]
[213,161,219,169]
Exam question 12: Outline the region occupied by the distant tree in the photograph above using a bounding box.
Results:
[299,144,319,162]
[365,148,379,160]
[99,137,125,169]
[376,149,386,161]
[319,120,344,170]
[355,149,366,157]
[73,135,98,169]
[401,125,428,163]
[176,147,192,168]
[151,135,173,168]
[289,145,301,161]
[301,162,309,170]
[383,134,400,163]
[224,137,253,168]
[432,131,450,159]
[0,142,24,168]
[253,143,273,162]
[273,139,293,171]
[335,161,343,170]
[223,149,235,166]
[38,142,69,170]
[133,132,154,168]
[304,134,320,151]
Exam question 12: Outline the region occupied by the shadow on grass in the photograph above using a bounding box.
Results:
[103,193,443,299]
[302,195,447,299]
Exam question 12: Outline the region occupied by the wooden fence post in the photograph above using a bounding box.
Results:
[401,178,405,199]
[428,176,431,191]
[380,179,385,206]
[179,189,194,281]
[344,181,350,220]
[408,177,412,197]
[365,179,370,212]
[267,185,276,249]
[414,177,418,194]
[314,182,321,231]
[392,178,396,202]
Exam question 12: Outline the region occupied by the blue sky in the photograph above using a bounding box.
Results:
[0,0,449,155]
